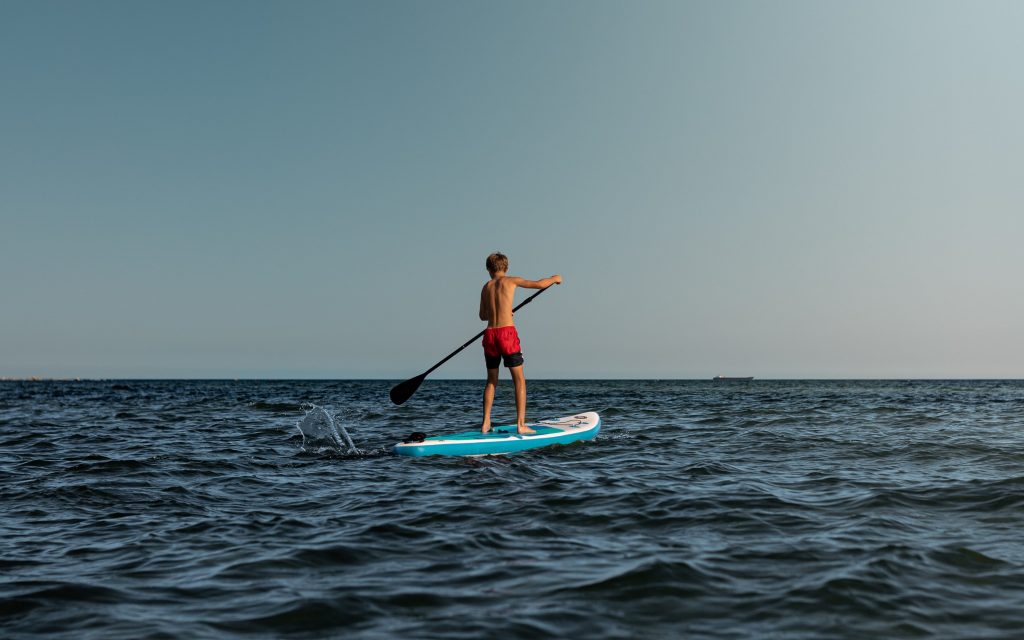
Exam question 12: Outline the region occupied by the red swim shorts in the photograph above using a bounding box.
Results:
[482,325,524,369]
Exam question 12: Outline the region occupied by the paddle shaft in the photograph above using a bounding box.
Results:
[419,285,552,378]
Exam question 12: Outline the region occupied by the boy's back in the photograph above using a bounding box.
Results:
[479,276,520,328]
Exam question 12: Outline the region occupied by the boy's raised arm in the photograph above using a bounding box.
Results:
[510,275,562,290]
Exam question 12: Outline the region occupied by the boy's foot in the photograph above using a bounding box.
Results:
[517,426,537,435]
[481,423,491,434]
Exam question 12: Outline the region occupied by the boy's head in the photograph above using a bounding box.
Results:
[486,252,508,275]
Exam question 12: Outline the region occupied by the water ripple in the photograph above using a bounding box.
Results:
[2,379,1024,638]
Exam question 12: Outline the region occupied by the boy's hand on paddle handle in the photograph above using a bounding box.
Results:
[552,275,563,285]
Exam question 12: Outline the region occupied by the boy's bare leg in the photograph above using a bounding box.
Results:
[481,367,499,433]
[509,365,535,435]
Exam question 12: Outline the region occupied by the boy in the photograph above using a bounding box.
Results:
[479,252,562,434]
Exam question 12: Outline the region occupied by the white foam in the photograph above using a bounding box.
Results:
[297,404,358,454]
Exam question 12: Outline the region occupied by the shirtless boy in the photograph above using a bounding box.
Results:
[479,252,562,434]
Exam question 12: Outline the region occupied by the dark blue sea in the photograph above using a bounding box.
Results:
[3,379,1024,639]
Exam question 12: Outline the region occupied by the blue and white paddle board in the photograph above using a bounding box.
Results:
[393,411,600,458]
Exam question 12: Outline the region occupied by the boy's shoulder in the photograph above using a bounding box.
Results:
[501,276,524,290]
[484,275,520,286]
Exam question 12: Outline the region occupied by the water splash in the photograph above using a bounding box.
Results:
[297,404,358,453]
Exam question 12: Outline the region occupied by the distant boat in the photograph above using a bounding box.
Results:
[712,376,754,382]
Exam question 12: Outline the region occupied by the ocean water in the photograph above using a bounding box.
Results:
[2,379,1024,639]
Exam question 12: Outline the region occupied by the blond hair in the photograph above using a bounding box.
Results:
[485,252,509,274]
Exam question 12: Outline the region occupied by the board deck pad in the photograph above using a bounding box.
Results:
[423,425,562,441]
[393,412,601,458]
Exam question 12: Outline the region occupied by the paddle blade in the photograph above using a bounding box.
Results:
[390,373,426,405]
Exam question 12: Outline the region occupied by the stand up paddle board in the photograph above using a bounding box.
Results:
[393,411,600,458]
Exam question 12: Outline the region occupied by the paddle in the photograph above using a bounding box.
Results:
[389,285,554,405]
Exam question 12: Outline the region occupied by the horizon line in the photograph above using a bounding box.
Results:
[3,377,1022,382]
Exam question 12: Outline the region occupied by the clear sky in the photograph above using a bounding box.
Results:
[2,1,1022,379]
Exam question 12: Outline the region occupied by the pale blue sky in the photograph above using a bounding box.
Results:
[2,1,1022,379]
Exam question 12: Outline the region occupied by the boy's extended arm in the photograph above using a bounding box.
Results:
[510,275,563,290]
